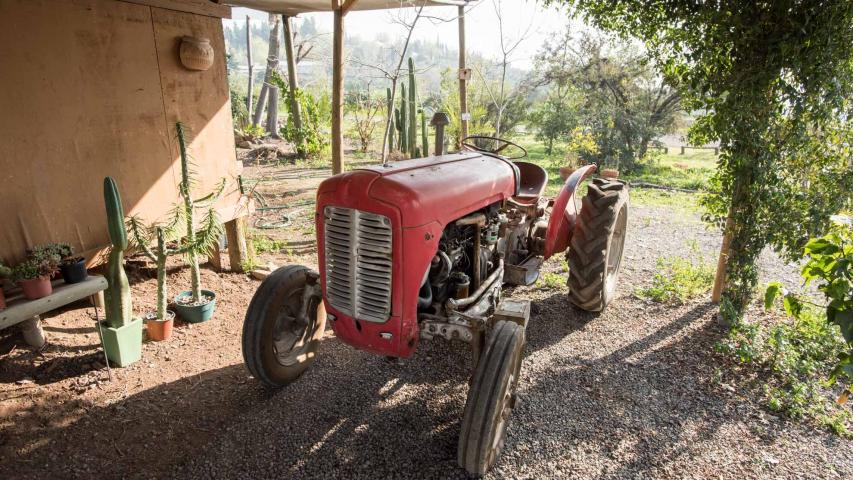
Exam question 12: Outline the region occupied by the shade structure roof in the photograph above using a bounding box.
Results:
[223,0,471,16]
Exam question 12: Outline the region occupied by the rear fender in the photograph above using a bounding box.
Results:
[543,165,597,259]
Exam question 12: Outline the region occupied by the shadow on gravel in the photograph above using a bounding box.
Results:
[502,300,745,477]
[2,298,750,480]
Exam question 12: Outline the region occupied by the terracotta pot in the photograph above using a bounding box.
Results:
[144,310,176,342]
[0,288,6,310]
[601,168,620,179]
[559,166,577,181]
[179,36,214,71]
[19,276,53,300]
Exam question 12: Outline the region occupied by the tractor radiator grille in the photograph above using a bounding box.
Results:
[323,206,393,323]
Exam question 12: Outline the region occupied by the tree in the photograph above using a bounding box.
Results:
[476,0,534,137]
[553,1,853,319]
[347,84,384,153]
[252,14,281,136]
[529,84,578,154]
[534,30,680,170]
[350,5,426,162]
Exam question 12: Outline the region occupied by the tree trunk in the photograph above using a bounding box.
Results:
[252,15,281,130]
[283,16,304,153]
[265,15,282,138]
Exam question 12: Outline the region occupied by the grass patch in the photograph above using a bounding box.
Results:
[629,189,701,214]
[715,308,853,436]
[635,251,715,304]
[537,271,567,290]
[251,234,288,254]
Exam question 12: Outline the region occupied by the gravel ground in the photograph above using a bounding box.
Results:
[1,184,850,479]
[173,200,851,479]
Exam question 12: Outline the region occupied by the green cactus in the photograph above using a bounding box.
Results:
[175,122,224,304]
[103,177,132,328]
[386,87,395,152]
[399,83,408,154]
[421,110,428,157]
[408,57,417,158]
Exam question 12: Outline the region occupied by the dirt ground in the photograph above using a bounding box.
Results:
[1,156,850,479]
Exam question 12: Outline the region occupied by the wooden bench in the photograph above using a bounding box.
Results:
[0,275,108,347]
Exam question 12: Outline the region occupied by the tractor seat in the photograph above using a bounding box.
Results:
[513,161,548,202]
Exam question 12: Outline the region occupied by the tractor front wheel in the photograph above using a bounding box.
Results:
[458,321,525,476]
[566,178,629,311]
[242,265,327,387]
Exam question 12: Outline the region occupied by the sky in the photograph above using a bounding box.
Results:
[225,1,574,69]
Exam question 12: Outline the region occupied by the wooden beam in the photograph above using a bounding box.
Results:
[458,5,469,141]
[118,0,231,19]
[341,0,359,15]
[246,15,254,117]
[331,7,345,174]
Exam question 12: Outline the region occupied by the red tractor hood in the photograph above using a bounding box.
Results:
[318,152,518,228]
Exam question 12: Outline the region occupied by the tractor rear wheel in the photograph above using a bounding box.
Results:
[566,178,629,312]
[242,265,326,387]
[458,321,525,476]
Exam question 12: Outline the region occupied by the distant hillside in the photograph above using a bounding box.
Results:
[224,16,527,96]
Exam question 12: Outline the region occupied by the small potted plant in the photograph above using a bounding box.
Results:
[559,153,582,181]
[172,122,225,323]
[12,254,59,300]
[127,217,181,341]
[601,168,620,179]
[30,243,88,284]
[0,262,11,310]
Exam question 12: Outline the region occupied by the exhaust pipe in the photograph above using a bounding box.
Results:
[430,112,450,156]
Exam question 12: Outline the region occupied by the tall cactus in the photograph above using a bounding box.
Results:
[103,177,132,328]
[386,87,395,152]
[421,110,428,157]
[399,83,408,154]
[408,57,417,158]
[394,107,403,150]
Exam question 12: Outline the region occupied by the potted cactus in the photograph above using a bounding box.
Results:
[98,177,143,367]
[171,122,224,323]
[30,243,88,284]
[0,262,11,310]
[127,216,183,341]
[11,253,59,300]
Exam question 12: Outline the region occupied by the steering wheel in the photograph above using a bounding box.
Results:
[461,135,528,160]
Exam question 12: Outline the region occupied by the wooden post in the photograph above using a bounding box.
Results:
[283,15,304,152]
[245,15,253,117]
[225,217,250,273]
[458,5,469,141]
[711,215,735,303]
[680,146,685,154]
[331,6,345,174]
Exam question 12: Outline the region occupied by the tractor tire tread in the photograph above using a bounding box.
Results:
[458,321,524,476]
[566,179,628,312]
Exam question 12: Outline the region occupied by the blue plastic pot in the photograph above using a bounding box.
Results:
[173,290,217,323]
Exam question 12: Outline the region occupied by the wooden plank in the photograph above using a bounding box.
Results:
[225,216,250,273]
[118,0,232,18]
[331,7,344,174]
[0,276,108,330]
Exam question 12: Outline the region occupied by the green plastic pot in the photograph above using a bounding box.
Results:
[174,290,217,323]
[97,318,143,367]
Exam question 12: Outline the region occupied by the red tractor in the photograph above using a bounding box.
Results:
[242,136,628,476]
